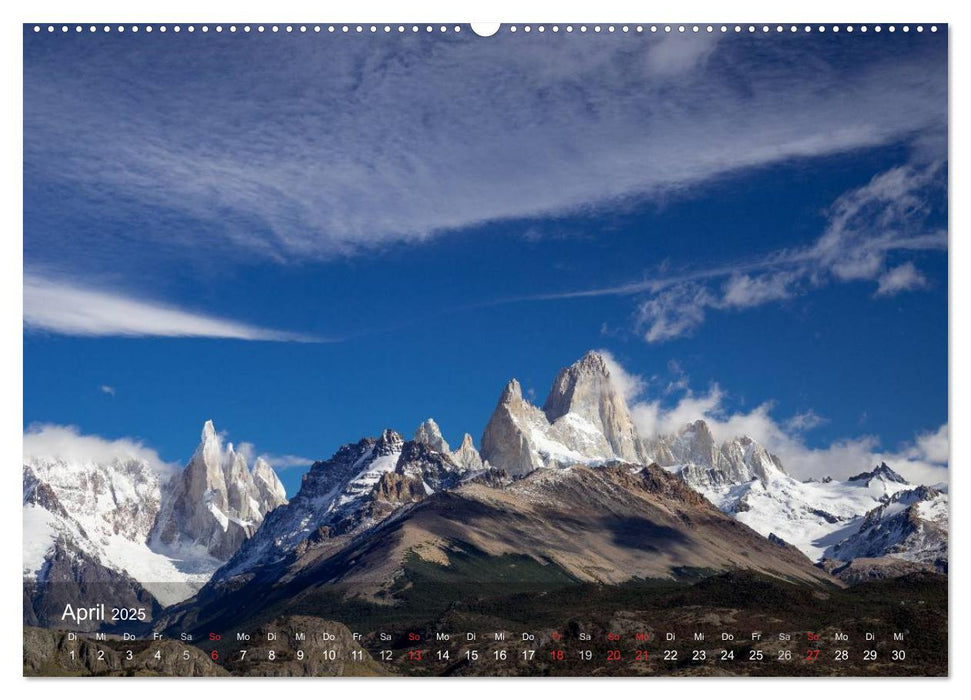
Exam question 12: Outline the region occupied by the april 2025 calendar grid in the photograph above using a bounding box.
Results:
[22,21,948,678]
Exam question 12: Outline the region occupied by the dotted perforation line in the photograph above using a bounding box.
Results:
[30,24,465,34]
[30,24,941,35]
[505,24,939,34]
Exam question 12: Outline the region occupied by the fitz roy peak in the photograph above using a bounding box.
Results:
[544,351,646,464]
[481,351,645,475]
[477,352,946,575]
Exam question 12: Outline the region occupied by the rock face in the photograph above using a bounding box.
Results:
[480,379,548,476]
[151,421,288,560]
[213,429,473,582]
[825,485,948,572]
[651,428,923,564]
[414,418,486,471]
[23,538,161,632]
[847,462,911,487]
[332,462,833,590]
[23,420,288,619]
[543,351,645,463]
[452,433,485,470]
[648,428,950,576]
[23,454,181,619]
[481,352,649,476]
[476,352,948,575]
[24,349,950,636]
[645,420,785,489]
[252,457,288,507]
[170,462,839,636]
[413,418,450,454]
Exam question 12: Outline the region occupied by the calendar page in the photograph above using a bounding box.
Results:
[22,21,948,678]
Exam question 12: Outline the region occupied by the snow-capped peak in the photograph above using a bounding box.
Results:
[151,420,288,560]
[376,428,405,453]
[847,462,909,487]
[645,420,786,492]
[824,484,947,571]
[414,418,450,454]
[215,427,479,582]
[542,351,643,464]
[481,351,657,476]
[649,421,931,568]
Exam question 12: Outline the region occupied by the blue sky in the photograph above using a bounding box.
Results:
[23,26,948,494]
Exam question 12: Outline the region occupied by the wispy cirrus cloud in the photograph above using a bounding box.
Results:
[631,163,946,341]
[24,31,946,267]
[876,262,928,296]
[501,162,945,342]
[23,273,324,342]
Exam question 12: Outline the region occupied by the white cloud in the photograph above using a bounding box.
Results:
[259,453,315,470]
[234,441,312,471]
[631,384,726,438]
[637,385,946,485]
[99,385,116,396]
[596,349,646,401]
[876,262,928,296]
[908,424,949,464]
[23,273,322,341]
[636,283,716,343]
[628,163,945,342]
[784,410,827,433]
[663,360,690,395]
[615,357,947,485]
[645,33,720,77]
[721,271,797,309]
[815,166,938,280]
[23,424,176,477]
[24,33,946,264]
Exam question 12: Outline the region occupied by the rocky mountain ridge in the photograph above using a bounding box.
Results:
[23,420,287,618]
[475,352,946,574]
[24,350,949,633]
[152,421,287,560]
[213,426,486,582]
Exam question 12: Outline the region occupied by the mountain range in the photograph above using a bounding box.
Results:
[23,351,948,631]
[24,420,286,625]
